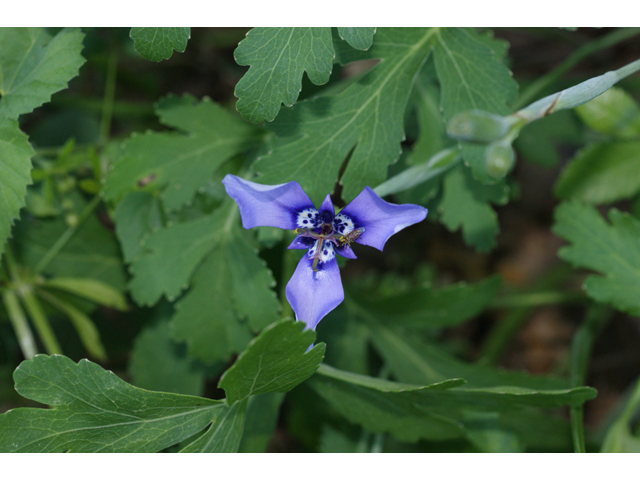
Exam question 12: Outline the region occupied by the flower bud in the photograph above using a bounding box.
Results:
[447,110,511,143]
[485,141,515,179]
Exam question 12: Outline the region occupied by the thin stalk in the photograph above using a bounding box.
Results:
[513,27,640,110]
[34,195,101,274]
[99,47,118,144]
[569,305,612,453]
[2,290,38,359]
[491,291,585,309]
[479,266,571,365]
[19,288,62,355]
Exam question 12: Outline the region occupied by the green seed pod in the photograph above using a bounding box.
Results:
[485,140,515,179]
[447,110,511,143]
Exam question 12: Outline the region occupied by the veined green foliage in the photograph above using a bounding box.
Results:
[104,94,262,211]
[219,320,325,405]
[127,199,280,363]
[255,28,435,204]
[438,165,510,251]
[554,201,640,315]
[0,355,226,452]
[0,28,85,119]
[0,118,34,259]
[130,28,190,62]
[433,28,518,183]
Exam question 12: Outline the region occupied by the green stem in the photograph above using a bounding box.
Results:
[2,290,38,359]
[34,195,101,274]
[569,305,612,453]
[479,266,571,365]
[99,47,118,144]
[491,291,585,309]
[514,27,640,110]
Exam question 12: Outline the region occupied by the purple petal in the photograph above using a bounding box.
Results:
[288,236,314,250]
[340,186,428,251]
[319,194,334,216]
[285,255,344,330]
[336,244,357,259]
[222,174,314,230]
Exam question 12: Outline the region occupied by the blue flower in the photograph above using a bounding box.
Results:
[222,175,428,330]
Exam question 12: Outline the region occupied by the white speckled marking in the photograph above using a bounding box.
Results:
[297,208,320,228]
[333,213,354,235]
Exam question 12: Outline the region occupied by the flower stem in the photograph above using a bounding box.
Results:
[99,45,118,144]
[513,27,640,110]
[569,304,612,453]
[34,194,101,275]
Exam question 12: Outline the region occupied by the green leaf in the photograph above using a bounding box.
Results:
[575,86,640,138]
[337,28,376,50]
[438,165,509,251]
[239,392,285,453]
[0,28,85,119]
[0,355,223,452]
[433,28,517,183]
[0,117,34,260]
[104,94,261,211]
[180,399,247,453]
[353,275,502,328]
[219,320,325,405]
[254,28,435,204]
[129,319,205,396]
[234,28,335,123]
[130,27,190,62]
[128,204,229,306]
[553,201,640,315]
[368,322,567,390]
[311,363,595,444]
[554,141,640,204]
[43,277,128,311]
[159,213,280,364]
[113,191,163,263]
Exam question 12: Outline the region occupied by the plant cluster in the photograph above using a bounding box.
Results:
[1,27,640,452]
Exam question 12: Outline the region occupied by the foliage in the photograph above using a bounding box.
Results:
[2,27,640,453]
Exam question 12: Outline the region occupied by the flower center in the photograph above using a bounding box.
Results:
[294,208,364,272]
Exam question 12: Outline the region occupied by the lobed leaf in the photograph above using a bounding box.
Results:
[130,27,190,62]
[219,320,325,405]
[433,28,517,183]
[0,118,34,260]
[255,28,435,204]
[438,165,510,251]
[103,94,261,211]
[156,213,280,364]
[0,355,223,452]
[554,141,640,205]
[0,28,86,119]
[234,28,335,123]
[553,201,640,315]
[336,28,376,51]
